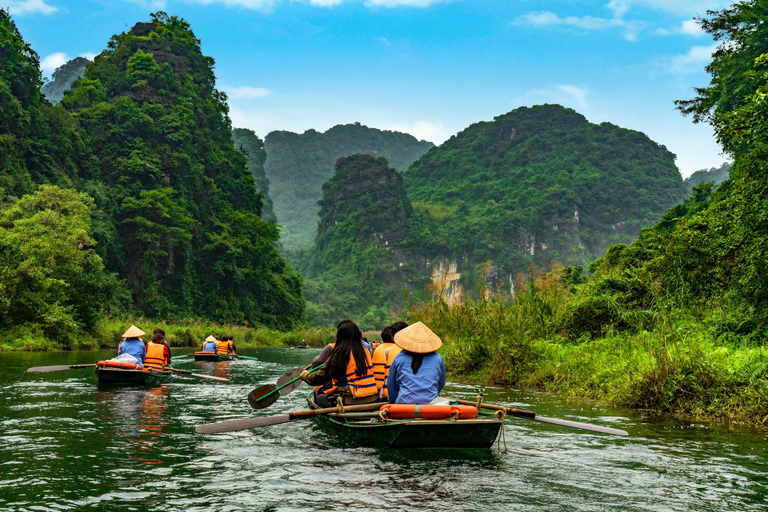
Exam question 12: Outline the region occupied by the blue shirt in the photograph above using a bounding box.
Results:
[203,341,218,353]
[117,337,146,365]
[386,351,446,404]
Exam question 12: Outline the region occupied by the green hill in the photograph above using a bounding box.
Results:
[684,162,731,193]
[403,104,687,294]
[299,154,423,328]
[264,123,434,249]
[61,14,303,327]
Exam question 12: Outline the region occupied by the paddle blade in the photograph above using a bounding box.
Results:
[248,384,279,409]
[237,355,259,361]
[532,415,629,437]
[196,414,293,434]
[27,365,84,373]
[189,372,230,382]
[276,368,303,395]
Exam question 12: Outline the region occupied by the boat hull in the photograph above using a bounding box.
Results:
[95,367,171,386]
[307,394,502,449]
[194,352,237,362]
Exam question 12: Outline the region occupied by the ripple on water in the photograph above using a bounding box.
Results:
[1,349,767,511]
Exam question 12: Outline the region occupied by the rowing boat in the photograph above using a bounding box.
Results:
[306,393,503,449]
[193,351,237,362]
[95,366,171,386]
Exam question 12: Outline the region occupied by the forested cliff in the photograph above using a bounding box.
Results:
[0,12,303,348]
[41,56,88,103]
[264,123,434,249]
[232,127,275,222]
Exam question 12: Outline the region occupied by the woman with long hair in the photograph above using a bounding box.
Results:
[301,320,379,407]
[386,321,446,404]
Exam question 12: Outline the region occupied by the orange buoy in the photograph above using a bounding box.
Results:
[380,403,478,420]
[96,360,142,371]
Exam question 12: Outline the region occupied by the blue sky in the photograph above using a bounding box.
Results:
[6,0,734,176]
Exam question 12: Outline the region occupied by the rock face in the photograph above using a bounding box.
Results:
[264,123,434,249]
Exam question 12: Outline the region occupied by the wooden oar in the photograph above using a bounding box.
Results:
[455,399,629,437]
[236,355,258,361]
[27,364,97,373]
[170,354,192,361]
[247,365,323,409]
[196,402,384,434]
[167,367,230,382]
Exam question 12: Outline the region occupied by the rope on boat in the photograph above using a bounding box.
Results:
[495,409,508,452]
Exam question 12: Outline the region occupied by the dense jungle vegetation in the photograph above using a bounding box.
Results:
[297,154,428,329]
[0,11,303,350]
[264,124,434,250]
[412,0,768,425]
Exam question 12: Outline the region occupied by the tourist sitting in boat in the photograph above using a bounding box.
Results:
[216,335,232,355]
[226,335,237,354]
[144,330,171,370]
[386,321,446,405]
[372,321,408,400]
[117,325,147,366]
[202,335,218,353]
[298,340,308,348]
[300,320,379,407]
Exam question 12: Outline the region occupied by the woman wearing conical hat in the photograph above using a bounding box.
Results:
[117,325,147,366]
[201,335,218,353]
[386,321,446,405]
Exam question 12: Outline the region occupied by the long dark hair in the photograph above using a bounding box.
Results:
[151,332,165,345]
[326,320,367,379]
[405,351,424,374]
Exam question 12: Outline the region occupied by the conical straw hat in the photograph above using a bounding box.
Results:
[393,321,442,353]
[205,335,217,342]
[122,325,145,338]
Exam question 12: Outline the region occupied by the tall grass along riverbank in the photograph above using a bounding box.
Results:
[409,266,768,427]
[0,318,333,352]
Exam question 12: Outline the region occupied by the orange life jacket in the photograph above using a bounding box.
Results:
[216,340,230,354]
[144,342,167,370]
[319,347,377,399]
[372,342,402,399]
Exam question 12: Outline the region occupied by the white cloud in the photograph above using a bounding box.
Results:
[656,19,704,37]
[5,0,58,15]
[80,52,98,60]
[513,10,642,41]
[225,86,272,99]
[384,120,449,144]
[39,52,68,74]
[607,0,731,16]
[667,43,718,74]
[514,85,590,113]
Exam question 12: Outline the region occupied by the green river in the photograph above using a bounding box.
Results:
[1,348,766,511]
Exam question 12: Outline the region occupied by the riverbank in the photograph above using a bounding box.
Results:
[410,290,768,427]
[0,318,334,352]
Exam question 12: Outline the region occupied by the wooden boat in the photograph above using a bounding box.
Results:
[194,351,237,362]
[306,393,503,449]
[95,366,171,386]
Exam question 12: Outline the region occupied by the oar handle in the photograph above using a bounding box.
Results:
[261,364,324,400]
[289,402,384,419]
[455,399,536,419]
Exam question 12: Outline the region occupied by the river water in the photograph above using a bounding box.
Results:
[0,348,766,511]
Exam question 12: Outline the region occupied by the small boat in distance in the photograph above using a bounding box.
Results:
[194,351,237,362]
